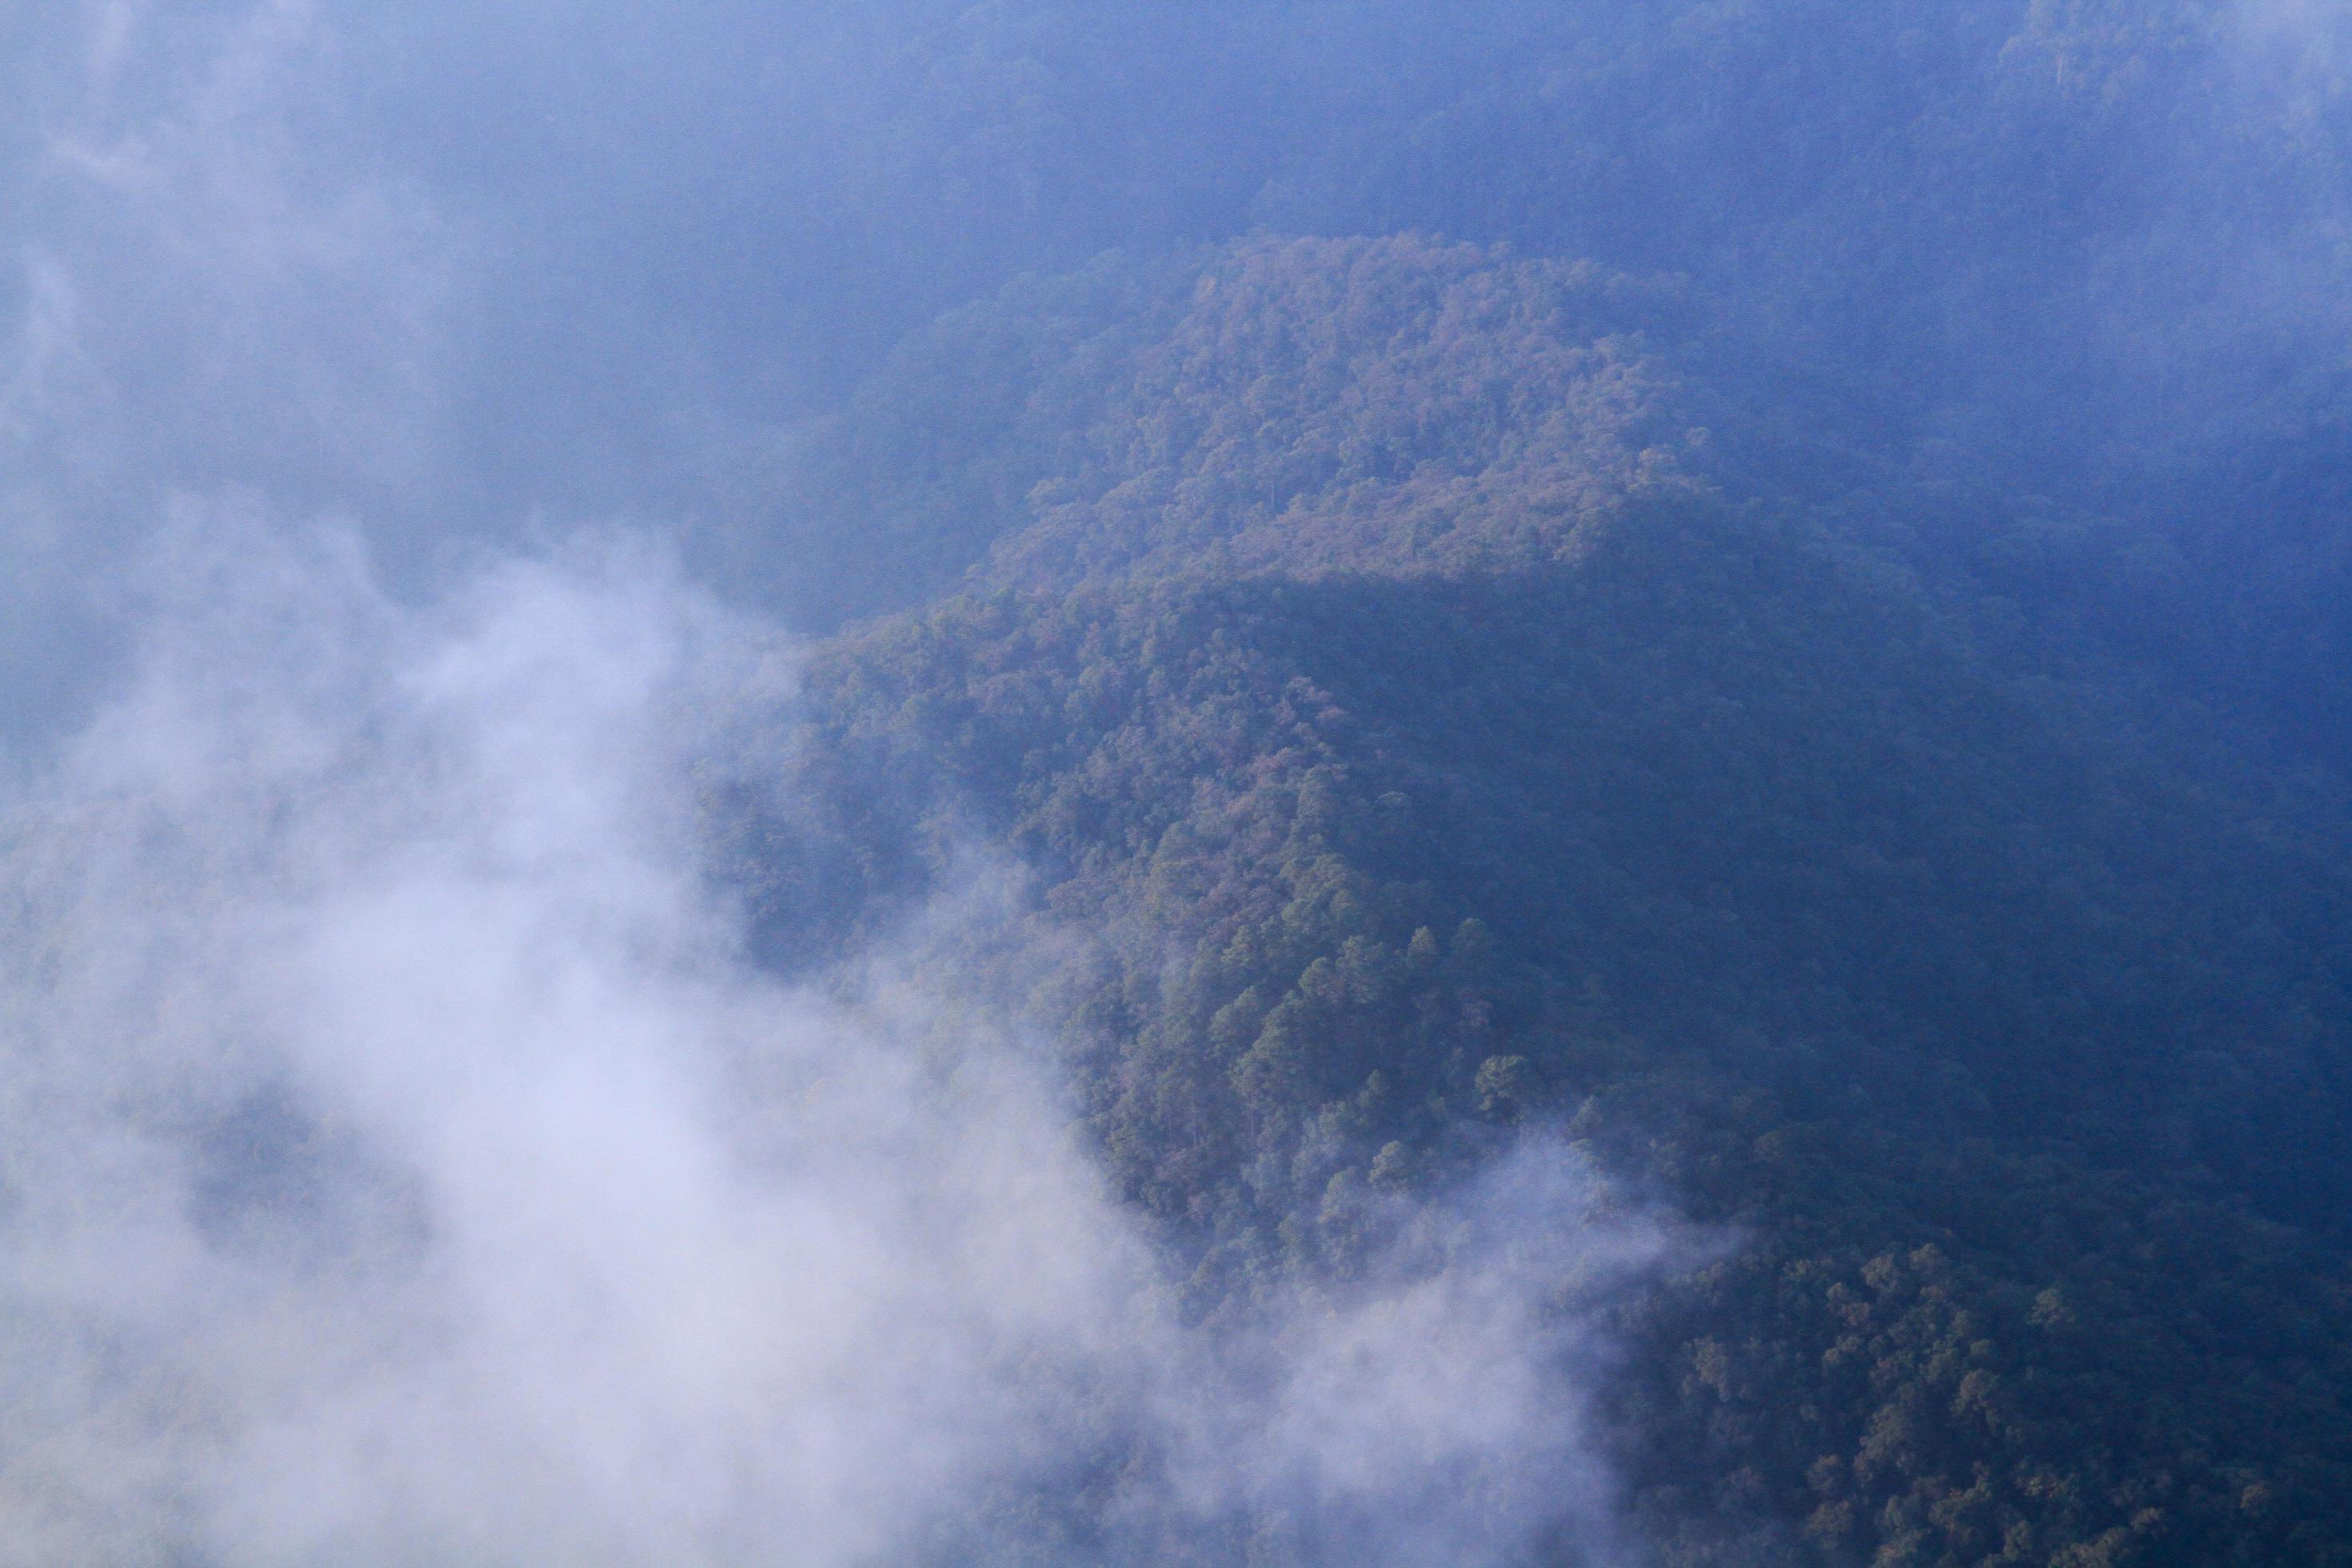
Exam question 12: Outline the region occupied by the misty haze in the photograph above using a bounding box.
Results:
[3,4,2350,1566]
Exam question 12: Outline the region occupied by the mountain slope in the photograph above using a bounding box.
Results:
[721,237,2352,1564]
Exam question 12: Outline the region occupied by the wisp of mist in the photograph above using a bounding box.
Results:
[0,520,1678,1566]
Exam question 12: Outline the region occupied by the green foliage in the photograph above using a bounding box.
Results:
[724,233,2352,1563]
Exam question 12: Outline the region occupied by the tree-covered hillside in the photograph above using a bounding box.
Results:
[719,232,2352,1565]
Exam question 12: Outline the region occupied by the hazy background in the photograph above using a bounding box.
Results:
[7,0,2346,736]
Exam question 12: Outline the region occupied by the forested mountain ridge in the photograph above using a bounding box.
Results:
[756,237,1698,622]
[752,226,2352,809]
[718,232,2352,1565]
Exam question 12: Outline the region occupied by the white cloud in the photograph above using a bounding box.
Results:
[0,519,1679,1566]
